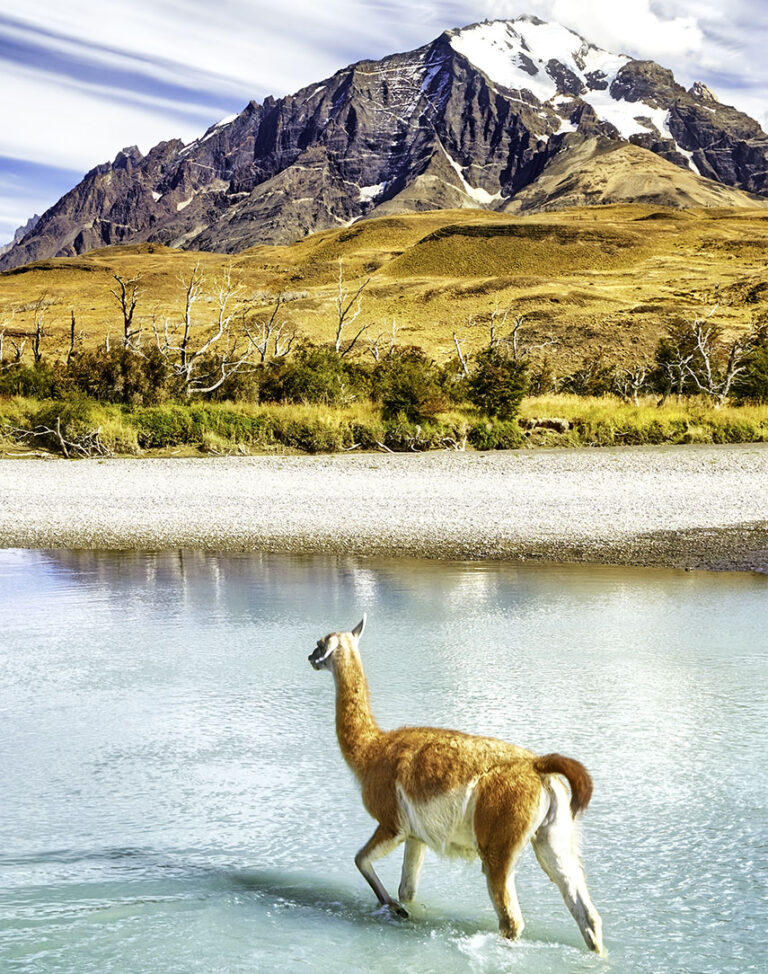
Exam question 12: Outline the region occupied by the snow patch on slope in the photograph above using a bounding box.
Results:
[359,183,386,203]
[443,147,504,204]
[585,93,671,140]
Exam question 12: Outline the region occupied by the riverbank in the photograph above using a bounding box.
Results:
[3,395,768,457]
[2,444,768,571]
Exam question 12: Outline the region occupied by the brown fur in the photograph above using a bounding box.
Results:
[533,753,593,816]
[310,624,603,951]
[331,642,584,822]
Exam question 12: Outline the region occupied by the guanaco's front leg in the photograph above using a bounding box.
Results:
[354,824,408,917]
[399,837,427,902]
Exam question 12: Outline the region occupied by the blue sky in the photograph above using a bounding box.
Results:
[0,0,765,242]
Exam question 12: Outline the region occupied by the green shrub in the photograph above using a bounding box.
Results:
[375,349,447,422]
[732,347,768,404]
[280,419,349,453]
[468,348,528,420]
[0,362,67,399]
[558,357,616,397]
[468,418,523,450]
[260,345,367,405]
[132,405,197,447]
[33,395,101,440]
[350,418,386,449]
[67,346,171,405]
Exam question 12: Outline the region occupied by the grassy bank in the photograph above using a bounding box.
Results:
[0,397,520,456]
[2,394,768,457]
[519,395,768,446]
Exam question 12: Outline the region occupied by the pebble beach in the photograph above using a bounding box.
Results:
[1,444,768,571]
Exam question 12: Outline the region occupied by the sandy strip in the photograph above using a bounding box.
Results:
[2,444,768,571]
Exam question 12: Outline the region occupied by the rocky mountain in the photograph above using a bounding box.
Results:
[3,15,768,271]
[0,214,41,258]
[505,138,766,213]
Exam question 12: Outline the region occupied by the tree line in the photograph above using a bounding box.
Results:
[2,259,768,418]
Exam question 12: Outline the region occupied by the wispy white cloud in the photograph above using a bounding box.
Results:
[0,0,766,241]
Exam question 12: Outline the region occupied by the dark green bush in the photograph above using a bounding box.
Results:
[132,405,198,447]
[468,349,528,420]
[206,364,263,402]
[382,414,438,451]
[558,356,616,397]
[67,346,171,405]
[0,362,67,398]
[279,419,350,453]
[375,348,447,422]
[468,418,523,450]
[33,395,98,435]
[260,345,368,405]
[732,347,768,404]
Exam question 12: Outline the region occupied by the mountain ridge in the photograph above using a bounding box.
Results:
[2,16,768,271]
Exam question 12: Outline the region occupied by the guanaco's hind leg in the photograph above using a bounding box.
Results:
[354,825,408,917]
[482,854,526,940]
[398,837,427,902]
[475,767,545,940]
[532,777,603,954]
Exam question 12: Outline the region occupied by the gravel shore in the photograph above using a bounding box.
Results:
[2,444,768,571]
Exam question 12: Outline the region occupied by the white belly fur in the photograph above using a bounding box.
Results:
[396,781,479,860]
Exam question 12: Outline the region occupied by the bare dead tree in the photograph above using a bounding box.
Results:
[31,293,47,364]
[178,263,204,372]
[9,337,26,363]
[685,309,761,406]
[657,335,694,405]
[441,435,467,451]
[155,264,260,395]
[613,364,649,405]
[243,293,297,362]
[368,319,399,361]
[0,308,13,369]
[110,273,143,349]
[273,323,297,358]
[334,258,370,356]
[488,301,510,349]
[66,310,83,366]
[456,306,556,372]
[505,313,558,361]
[5,417,112,458]
[452,331,471,377]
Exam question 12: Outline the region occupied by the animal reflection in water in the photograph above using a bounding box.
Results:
[308,616,603,954]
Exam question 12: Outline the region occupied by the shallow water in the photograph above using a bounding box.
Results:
[1,550,766,974]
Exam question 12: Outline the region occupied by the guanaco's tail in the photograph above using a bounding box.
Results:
[534,753,593,817]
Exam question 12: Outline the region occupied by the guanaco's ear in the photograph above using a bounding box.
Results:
[351,614,367,640]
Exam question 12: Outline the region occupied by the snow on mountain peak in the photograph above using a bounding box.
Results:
[448,18,628,102]
[448,17,680,150]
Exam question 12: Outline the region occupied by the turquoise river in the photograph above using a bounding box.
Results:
[1,550,766,973]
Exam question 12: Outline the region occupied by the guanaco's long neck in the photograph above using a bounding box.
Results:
[333,650,381,776]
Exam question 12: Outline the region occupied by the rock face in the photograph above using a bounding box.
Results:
[0,214,41,257]
[3,15,768,270]
[505,138,767,213]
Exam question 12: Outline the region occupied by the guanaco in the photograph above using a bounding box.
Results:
[308,615,603,953]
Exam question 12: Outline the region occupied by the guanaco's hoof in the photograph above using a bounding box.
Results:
[391,903,409,919]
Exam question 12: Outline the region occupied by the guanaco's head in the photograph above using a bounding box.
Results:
[308,614,366,672]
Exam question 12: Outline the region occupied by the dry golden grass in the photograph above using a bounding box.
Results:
[3,394,766,457]
[2,204,768,370]
[520,394,768,445]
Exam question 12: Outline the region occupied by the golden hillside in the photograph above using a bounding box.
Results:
[2,204,767,369]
